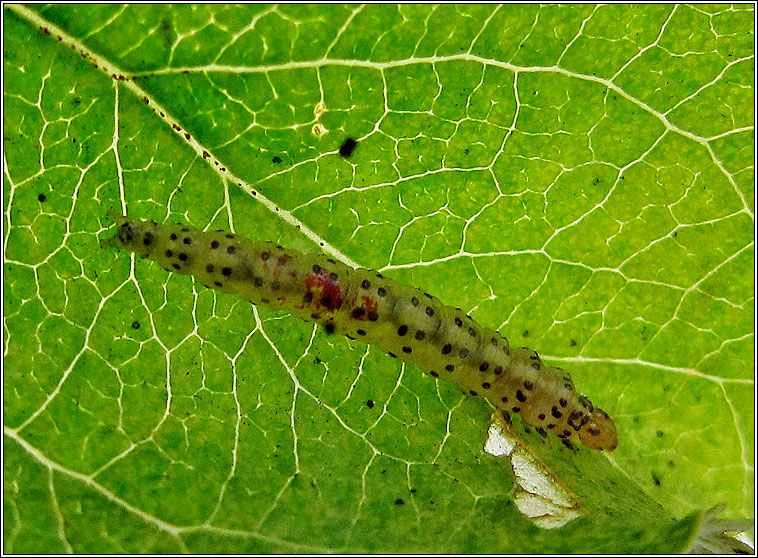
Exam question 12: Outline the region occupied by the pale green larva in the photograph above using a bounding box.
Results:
[101,212,618,451]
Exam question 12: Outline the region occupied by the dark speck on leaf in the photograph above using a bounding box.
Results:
[38,193,47,202]
[394,498,404,505]
[131,321,140,330]
[339,138,358,158]
[272,156,282,164]
[366,400,374,409]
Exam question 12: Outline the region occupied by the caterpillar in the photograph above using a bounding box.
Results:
[101,212,618,451]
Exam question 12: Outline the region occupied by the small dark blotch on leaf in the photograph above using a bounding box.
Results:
[394,498,404,506]
[131,321,140,330]
[38,193,47,202]
[339,137,358,158]
[366,400,374,409]
[272,155,282,164]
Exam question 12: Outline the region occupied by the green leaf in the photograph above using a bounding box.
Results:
[4,4,753,553]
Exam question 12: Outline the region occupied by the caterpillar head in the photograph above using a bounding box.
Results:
[578,408,618,451]
[100,211,153,256]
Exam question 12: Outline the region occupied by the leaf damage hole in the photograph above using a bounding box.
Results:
[484,412,583,530]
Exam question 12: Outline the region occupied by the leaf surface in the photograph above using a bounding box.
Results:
[3,4,753,553]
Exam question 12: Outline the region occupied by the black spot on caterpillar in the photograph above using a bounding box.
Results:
[101,212,618,451]
[339,137,358,158]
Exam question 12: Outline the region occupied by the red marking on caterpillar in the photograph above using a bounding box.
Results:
[101,212,618,451]
[305,269,344,311]
[351,295,378,321]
